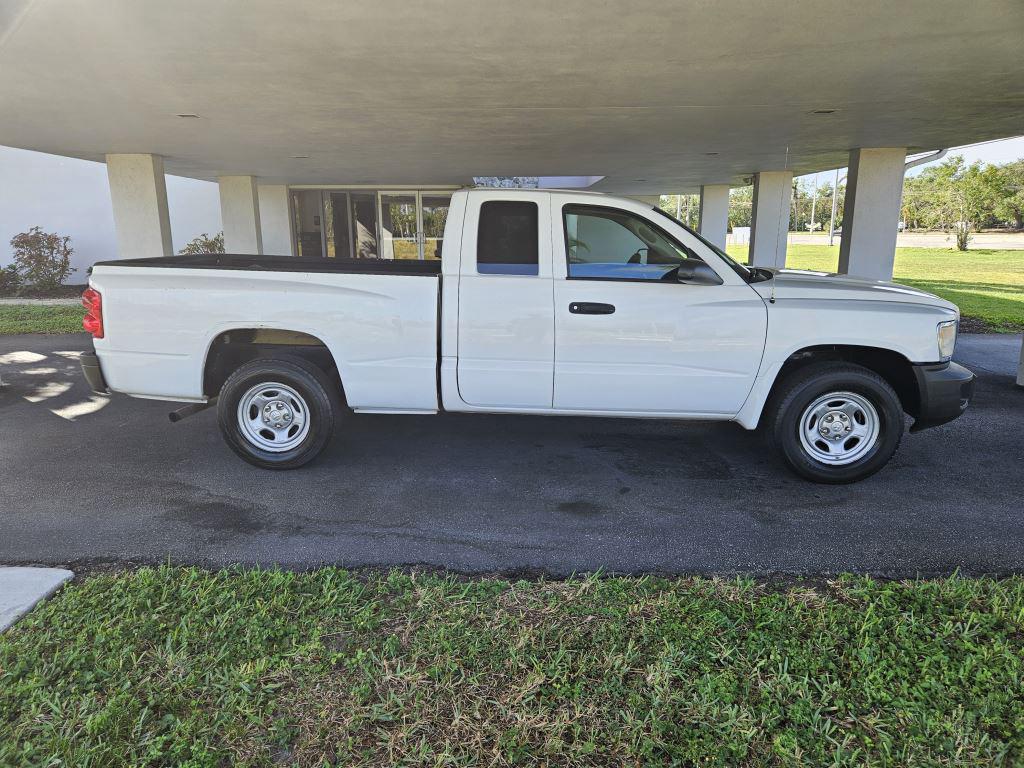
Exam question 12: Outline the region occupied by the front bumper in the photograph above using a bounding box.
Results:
[80,349,109,394]
[910,361,975,432]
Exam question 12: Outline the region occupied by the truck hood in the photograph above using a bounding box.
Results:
[750,268,958,314]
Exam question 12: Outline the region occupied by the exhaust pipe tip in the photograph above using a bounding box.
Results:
[168,398,216,423]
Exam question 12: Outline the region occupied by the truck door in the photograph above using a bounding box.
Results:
[551,196,767,415]
[456,192,554,408]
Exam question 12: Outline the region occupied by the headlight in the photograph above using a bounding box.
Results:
[937,320,957,361]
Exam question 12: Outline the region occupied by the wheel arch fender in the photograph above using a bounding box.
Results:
[735,343,921,430]
[200,324,347,402]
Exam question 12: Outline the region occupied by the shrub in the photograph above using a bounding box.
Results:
[9,227,74,291]
[179,231,225,255]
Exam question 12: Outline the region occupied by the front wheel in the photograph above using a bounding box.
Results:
[764,362,904,484]
[217,357,338,469]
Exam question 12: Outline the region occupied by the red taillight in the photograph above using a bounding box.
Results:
[82,287,104,339]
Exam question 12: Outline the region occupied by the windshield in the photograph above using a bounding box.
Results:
[650,207,754,281]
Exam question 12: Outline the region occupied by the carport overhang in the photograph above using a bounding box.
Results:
[1,0,1022,372]
[1,0,1021,192]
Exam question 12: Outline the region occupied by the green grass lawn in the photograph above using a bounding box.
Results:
[728,245,1024,332]
[0,304,85,334]
[2,567,1023,766]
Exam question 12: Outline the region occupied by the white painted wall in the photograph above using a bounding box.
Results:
[0,146,221,279]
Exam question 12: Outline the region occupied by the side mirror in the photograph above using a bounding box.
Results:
[676,259,723,286]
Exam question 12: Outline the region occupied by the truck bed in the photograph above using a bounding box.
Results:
[88,254,442,410]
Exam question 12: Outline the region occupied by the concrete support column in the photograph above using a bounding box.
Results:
[218,175,263,254]
[749,171,793,268]
[838,147,907,280]
[258,184,293,256]
[697,184,730,250]
[1017,335,1023,387]
[105,154,174,259]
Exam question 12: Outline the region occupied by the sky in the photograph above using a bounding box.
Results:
[800,135,1024,188]
[935,135,1024,165]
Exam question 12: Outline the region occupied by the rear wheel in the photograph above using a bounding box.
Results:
[764,362,903,483]
[217,357,338,469]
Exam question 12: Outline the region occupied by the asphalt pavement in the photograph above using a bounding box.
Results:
[1,333,1022,577]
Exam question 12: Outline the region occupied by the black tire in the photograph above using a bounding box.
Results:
[763,362,903,484]
[217,357,338,469]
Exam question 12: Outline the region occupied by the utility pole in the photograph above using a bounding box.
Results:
[828,167,841,247]
[810,174,818,233]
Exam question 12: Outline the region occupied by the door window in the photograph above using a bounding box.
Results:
[477,201,539,275]
[563,205,705,281]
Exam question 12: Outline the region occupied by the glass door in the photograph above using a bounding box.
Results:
[350,192,379,259]
[290,190,326,258]
[323,192,352,259]
[420,192,451,260]
[378,193,419,260]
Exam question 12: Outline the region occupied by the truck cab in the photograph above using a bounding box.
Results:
[443,190,766,417]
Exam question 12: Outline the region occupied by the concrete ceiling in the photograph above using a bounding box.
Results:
[0,0,1022,193]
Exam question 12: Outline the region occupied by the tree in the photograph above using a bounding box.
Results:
[790,178,841,233]
[0,264,21,295]
[9,227,74,290]
[904,157,996,250]
[179,231,225,255]
[901,173,930,230]
[658,194,700,228]
[729,186,753,229]
[992,160,1024,230]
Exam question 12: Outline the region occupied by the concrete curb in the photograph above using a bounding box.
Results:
[0,567,74,631]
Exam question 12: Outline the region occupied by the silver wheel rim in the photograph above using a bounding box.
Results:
[236,381,310,453]
[798,390,880,466]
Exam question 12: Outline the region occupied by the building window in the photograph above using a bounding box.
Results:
[290,190,450,260]
[477,201,539,275]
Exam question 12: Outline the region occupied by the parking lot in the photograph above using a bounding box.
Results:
[1,332,1022,577]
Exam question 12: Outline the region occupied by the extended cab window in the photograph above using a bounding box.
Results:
[564,204,708,281]
[477,201,539,275]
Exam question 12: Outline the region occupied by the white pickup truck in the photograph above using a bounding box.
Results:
[80,188,974,483]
